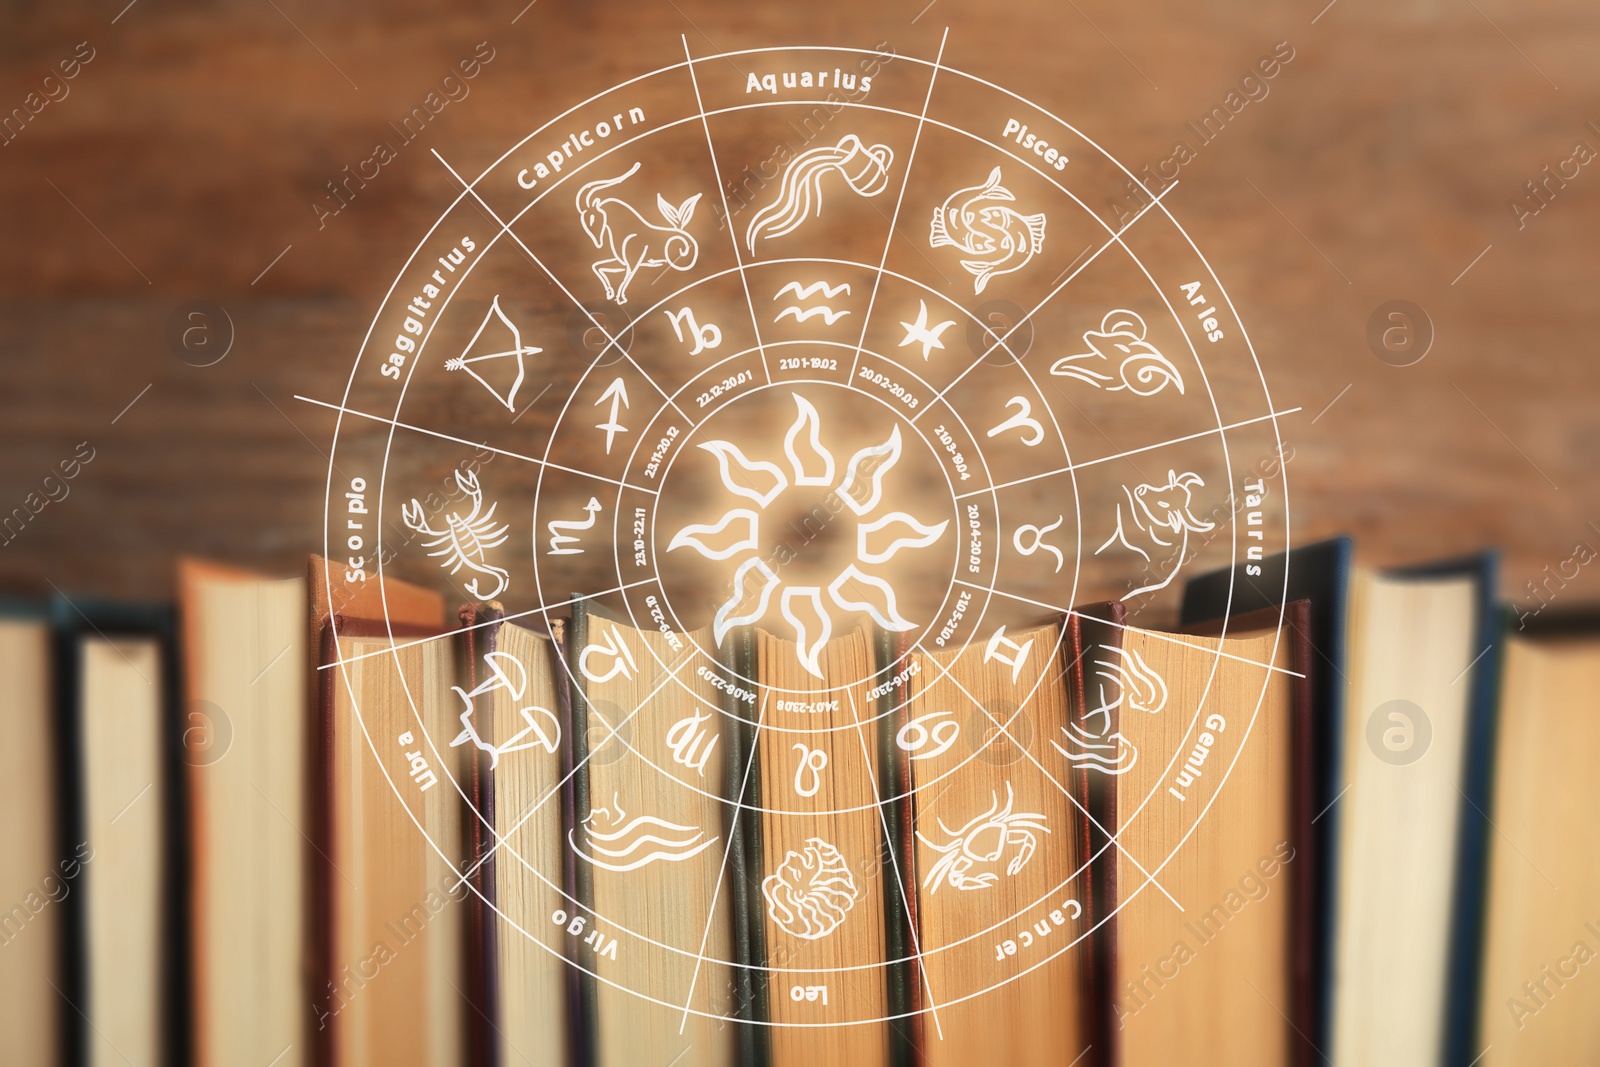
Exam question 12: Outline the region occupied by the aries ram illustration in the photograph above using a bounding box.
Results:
[575,162,701,305]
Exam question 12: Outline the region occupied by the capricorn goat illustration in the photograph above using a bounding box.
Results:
[576,162,701,305]
[401,468,510,600]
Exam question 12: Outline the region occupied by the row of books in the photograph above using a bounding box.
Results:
[1,541,1595,1065]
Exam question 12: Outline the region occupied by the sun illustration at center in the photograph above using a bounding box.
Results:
[668,394,950,677]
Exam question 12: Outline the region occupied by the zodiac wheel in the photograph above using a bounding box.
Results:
[318,41,1292,1033]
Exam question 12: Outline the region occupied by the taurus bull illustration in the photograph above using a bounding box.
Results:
[575,162,701,305]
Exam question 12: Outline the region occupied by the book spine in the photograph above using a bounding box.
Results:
[1068,604,1125,1067]
[50,604,87,1067]
[1282,600,1320,1067]
[312,619,343,1067]
[876,628,920,1067]
[1444,565,1504,1067]
[560,604,598,1067]
[458,602,505,1067]
[729,625,770,1067]
[158,610,192,1067]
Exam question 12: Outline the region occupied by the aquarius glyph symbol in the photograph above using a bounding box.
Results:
[401,468,510,600]
[447,295,541,411]
[773,280,851,325]
[746,134,894,253]
[576,162,701,305]
[930,167,1047,294]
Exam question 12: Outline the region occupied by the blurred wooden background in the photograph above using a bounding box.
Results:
[1,0,1597,621]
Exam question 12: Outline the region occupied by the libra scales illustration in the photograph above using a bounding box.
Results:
[317,40,1293,1036]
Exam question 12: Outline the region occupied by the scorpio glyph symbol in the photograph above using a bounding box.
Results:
[401,468,511,600]
[916,781,1049,893]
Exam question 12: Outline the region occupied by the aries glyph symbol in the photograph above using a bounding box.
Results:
[986,396,1045,447]
[401,468,509,600]
[576,162,701,305]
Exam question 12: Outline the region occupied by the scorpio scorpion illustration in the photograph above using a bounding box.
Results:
[401,468,511,600]
[917,781,1049,893]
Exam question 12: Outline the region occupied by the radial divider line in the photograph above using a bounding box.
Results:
[451,646,701,893]
[913,181,1178,424]
[293,393,661,496]
[677,688,770,1033]
[681,35,775,386]
[915,645,1185,914]
[429,148,695,425]
[1073,601,1308,682]
[842,687,945,1039]
[954,407,1301,500]
[846,26,949,383]
[315,579,663,671]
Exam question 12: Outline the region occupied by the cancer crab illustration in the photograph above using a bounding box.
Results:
[916,781,1049,894]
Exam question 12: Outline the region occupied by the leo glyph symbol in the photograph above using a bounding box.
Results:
[792,743,828,798]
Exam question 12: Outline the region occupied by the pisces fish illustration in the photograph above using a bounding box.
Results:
[929,167,1047,294]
